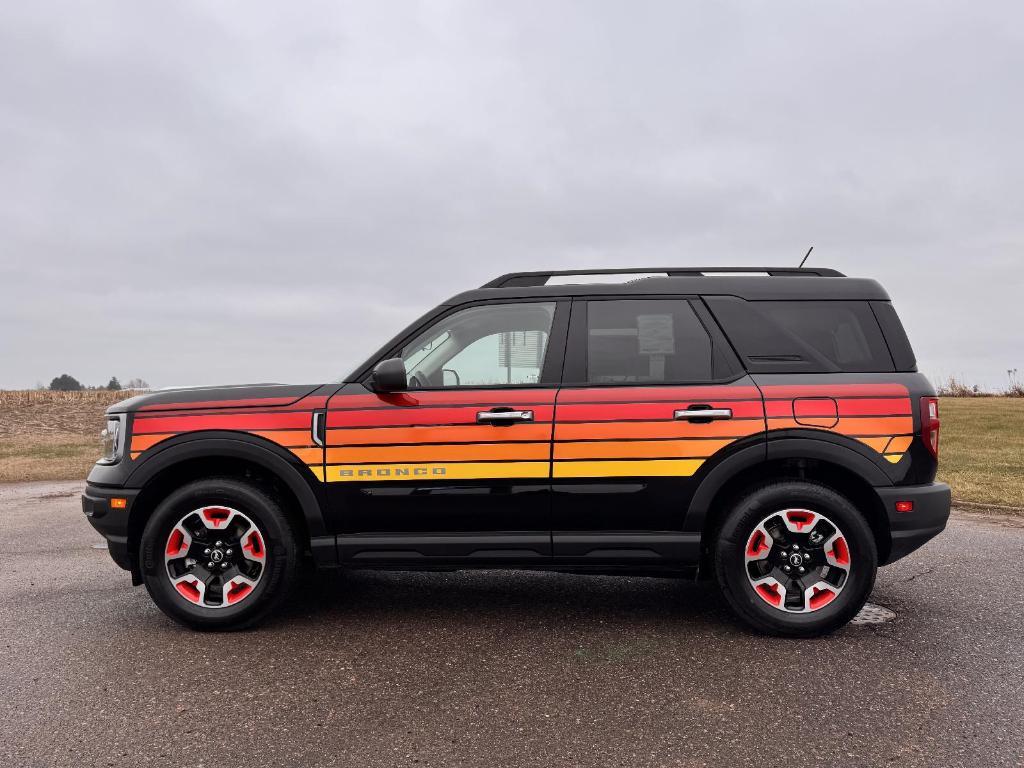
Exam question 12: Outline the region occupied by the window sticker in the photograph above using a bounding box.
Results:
[637,314,675,355]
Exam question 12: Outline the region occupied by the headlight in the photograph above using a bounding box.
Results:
[98,416,125,464]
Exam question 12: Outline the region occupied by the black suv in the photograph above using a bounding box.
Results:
[83,267,950,636]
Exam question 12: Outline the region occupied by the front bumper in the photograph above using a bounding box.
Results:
[82,483,140,574]
[876,482,951,564]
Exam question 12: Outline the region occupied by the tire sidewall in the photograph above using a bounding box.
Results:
[715,482,878,636]
[140,478,297,630]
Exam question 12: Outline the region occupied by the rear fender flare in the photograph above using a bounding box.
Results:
[684,434,893,533]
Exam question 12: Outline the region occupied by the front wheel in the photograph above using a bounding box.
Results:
[713,482,878,637]
[139,477,299,630]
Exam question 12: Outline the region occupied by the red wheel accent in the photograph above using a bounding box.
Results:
[166,528,186,557]
[746,529,770,558]
[827,536,850,566]
[226,581,253,604]
[745,508,851,614]
[755,582,782,606]
[808,587,836,610]
[202,507,232,527]
[165,505,265,609]
[243,530,264,558]
[176,579,202,603]
[785,510,815,530]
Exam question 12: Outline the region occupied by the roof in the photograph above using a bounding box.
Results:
[446,268,890,304]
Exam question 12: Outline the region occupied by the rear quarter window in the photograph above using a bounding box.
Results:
[705,297,895,373]
[870,301,917,371]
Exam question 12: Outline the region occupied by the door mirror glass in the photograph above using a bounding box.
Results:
[370,358,408,393]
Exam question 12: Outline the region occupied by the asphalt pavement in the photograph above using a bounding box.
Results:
[1,480,1022,768]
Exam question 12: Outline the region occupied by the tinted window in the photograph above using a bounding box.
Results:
[707,297,894,373]
[586,299,713,383]
[871,301,917,371]
[400,302,555,388]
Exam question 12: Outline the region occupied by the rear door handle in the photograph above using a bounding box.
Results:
[674,406,732,422]
[477,409,534,424]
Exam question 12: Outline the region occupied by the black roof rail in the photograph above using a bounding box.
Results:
[481,266,846,288]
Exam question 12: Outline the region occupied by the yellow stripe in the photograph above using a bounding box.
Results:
[323,461,550,482]
[553,459,704,478]
[308,465,325,481]
[883,453,904,464]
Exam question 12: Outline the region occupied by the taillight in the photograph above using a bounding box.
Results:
[920,396,940,458]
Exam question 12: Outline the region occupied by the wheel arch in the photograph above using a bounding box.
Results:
[125,433,327,580]
[688,436,893,573]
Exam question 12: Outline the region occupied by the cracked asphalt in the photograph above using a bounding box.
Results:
[1,480,1022,768]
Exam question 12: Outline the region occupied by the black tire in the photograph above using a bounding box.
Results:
[713,481,878,637]
[139,477,299,631]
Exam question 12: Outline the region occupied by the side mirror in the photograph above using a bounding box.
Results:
[370,357,408,393]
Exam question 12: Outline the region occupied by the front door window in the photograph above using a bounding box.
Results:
[400,302,556,388]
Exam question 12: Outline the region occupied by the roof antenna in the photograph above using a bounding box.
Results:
[798,246,814,268]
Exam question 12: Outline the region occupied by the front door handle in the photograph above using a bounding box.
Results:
[477,409,534,424]
[674,406,733,422]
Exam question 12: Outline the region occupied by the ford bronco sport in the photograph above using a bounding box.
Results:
[83,267,950,636]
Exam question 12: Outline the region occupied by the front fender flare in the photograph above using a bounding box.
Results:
[126,432,327,537]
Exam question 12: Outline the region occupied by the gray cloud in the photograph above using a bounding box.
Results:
[1,0,1021,390]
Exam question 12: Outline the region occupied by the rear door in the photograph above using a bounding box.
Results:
[326,299,568,563]
[551,297,766,562]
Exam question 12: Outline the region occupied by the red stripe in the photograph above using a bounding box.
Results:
[133,411,312,434]
[837,397,911,416]
[764,397,911,418]
[557,385,761,403]
[761,384,909,398]
[136,395,329,414]
[137,396,306,411]
[328,389,557,410]
[326,405,555,429]
[555,400,764,423]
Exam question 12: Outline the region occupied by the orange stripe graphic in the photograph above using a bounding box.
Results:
[766,416,913,435]
[130,433,176,452]
[326,442,550,464]
[555,420,763,441]
[250,430,318,447]
[327,423,553,446]
[554,439,734,460]
[289,447,323,463]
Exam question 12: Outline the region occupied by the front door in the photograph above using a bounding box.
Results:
[326,299,568,563]
[551,297,766,563]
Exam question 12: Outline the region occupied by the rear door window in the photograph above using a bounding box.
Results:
[585,299,714,383]
[706,298,895,373]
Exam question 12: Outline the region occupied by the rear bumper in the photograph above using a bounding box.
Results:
[82,484,140,574]
[876,482,951,564]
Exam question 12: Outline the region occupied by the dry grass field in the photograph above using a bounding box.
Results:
[936,397,1024,508]
[0,390,143,484]
[0,391,1021,509]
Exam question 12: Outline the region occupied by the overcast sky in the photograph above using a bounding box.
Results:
[1,1,1021,391]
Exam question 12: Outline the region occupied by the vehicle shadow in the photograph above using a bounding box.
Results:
[271,566,736,633]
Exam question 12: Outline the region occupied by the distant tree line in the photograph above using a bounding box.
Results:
[46,374,149,391]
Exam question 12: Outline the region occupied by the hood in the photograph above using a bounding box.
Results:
[106,383,323,414]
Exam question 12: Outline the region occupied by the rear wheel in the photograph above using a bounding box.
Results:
[139,477,299,630]
[713,482,877,637]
